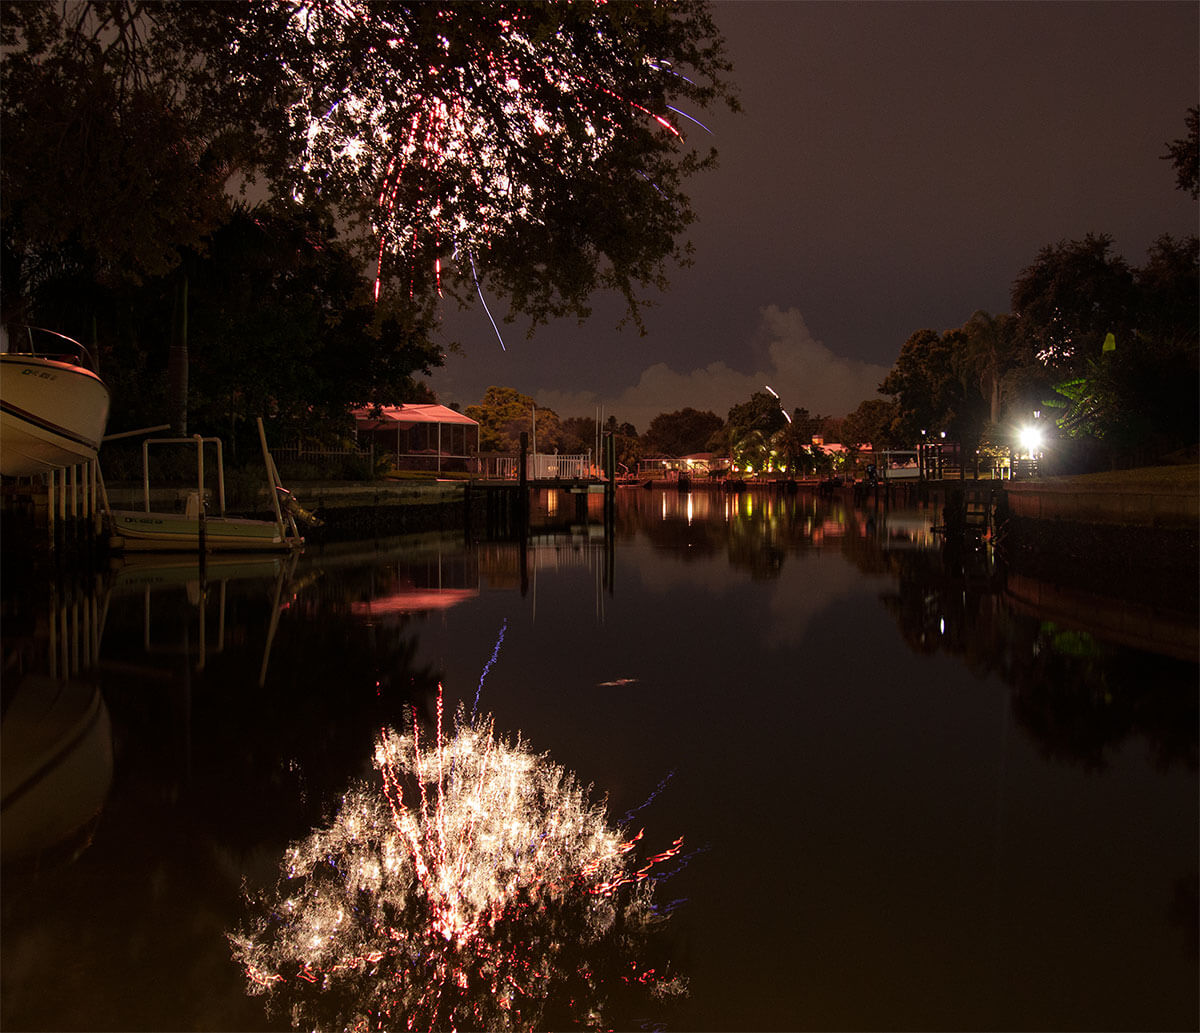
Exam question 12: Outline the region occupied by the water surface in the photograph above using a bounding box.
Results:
[2,488,1195,1031]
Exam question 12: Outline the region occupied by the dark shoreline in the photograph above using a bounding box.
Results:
[1002,515,1199,615]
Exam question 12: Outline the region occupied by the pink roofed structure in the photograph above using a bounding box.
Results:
[351,403,480,474]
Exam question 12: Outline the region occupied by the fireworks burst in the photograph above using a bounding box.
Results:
[273,2,709,306]
[230,686,685,1030]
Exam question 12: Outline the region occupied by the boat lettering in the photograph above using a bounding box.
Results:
[21,368,56,380]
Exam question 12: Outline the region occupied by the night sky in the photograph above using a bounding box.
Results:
[430,1,1198,432]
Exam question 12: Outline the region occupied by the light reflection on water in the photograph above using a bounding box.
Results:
[231,688,686,1032]
[1,488,1195,1031]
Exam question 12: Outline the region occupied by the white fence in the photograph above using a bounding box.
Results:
[479,453,591,480]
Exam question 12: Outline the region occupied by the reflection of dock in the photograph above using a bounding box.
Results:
[1,579,114,866]
[467,479,614,539]
[102,552,298,684]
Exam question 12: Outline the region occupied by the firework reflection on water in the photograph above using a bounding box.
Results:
[230,686,686,1031]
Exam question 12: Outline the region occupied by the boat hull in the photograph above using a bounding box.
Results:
[0,355,111,476]
[1,674,113,865]
[107,509,302,552]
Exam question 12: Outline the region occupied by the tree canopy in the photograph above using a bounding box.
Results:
[1009,233,1137,376]
[643,407,722,456]
[841,398,900,450]
[2,1,738,334]
[871,233,1198,470]
[1161,105,1198,199]
[465,386,562,453]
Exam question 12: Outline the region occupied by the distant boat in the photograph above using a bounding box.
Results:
[0,327,111,476]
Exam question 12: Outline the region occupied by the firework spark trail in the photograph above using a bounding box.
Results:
[666,104,712,133]
[472,617,509,719]
[620,768,677,827]
[469,252,507,351]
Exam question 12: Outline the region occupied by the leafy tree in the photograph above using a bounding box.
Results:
[559,417,598,456]
[208,0,738,325]
[1044,233,1199,467]
[604,416,639,440]
[1135,233,1200,346]
[3,2,737,436]
[1009,233,1136,375]
[725,392,787,444]
[465,387,561,453]
[31,202,441,449]
[842,398,901,449]
[181,204,440,445]
[1161,105,1198,199]
[0,1,256,303]
[723,391,788,474]
[643,407,723,457]
[558,415,638,470]
[959,310,1022,427]
[878,328,968,444]
[787,407,830,446]
[1044,331,1196,465]
[601,416,643,473]
[7,0,736,326]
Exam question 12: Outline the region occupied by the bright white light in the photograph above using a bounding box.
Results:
[1019,425,1044,453]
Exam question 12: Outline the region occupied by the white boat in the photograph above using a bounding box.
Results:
[103,419,304,553]
[0,328,111,476]
[108,504,301,551]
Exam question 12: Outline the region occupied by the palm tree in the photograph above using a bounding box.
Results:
[962,310,1019,426]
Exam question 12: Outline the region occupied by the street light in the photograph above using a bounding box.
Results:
[1018,424,1043,455]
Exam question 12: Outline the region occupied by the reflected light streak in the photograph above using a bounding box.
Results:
[231,685,686,1030]
[349,589,479,616]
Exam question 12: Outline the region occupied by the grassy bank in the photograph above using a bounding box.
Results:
[1032,464,1198,492]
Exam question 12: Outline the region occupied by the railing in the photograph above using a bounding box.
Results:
[479,453,592,480]
[273,446,376,478]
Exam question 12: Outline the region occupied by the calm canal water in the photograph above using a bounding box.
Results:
[2,487,1196,1032]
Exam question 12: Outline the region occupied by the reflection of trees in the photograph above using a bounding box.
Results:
[615,488,895,579]
[622,488,1197,774]
[232,695,685,1031]
[1009,626,1198,772]
[881,545,1198,773]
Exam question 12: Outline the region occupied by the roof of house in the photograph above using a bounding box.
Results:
[352,403,479,429]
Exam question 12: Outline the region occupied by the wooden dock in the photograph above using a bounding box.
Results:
[465,477,614,539]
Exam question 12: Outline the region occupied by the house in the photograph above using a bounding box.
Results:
[352,404,480,474]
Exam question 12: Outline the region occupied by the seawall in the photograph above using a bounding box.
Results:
[1001,468,1199,615]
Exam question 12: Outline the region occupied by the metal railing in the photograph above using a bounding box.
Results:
[478,453,591,480]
